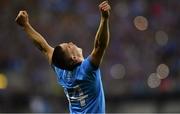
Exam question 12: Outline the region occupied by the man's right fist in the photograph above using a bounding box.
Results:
[99,1,111,19]
[15,10,29,27]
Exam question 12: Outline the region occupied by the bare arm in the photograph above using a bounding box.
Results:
[15,11,54,64]
[90,1,111,67]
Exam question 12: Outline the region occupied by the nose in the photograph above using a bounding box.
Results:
[69,42,74,45]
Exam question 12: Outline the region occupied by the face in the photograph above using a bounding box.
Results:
[59,42,84,64]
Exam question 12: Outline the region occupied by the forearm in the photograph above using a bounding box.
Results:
[89,1,111,67]
[23,23,50,53]
[16,10,53,63]
[94,18,110,49]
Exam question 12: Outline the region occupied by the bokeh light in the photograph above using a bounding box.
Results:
[134,16,148,31]
[147,73,161,88]
[0,73,8,89]
[0,0,179,112]
[156,64,170,79]
[155,30,169,46]
[110,64,126,79]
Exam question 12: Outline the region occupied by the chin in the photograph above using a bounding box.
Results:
[80,57,84,61]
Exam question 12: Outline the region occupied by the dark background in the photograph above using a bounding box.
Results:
[0,0,180,113]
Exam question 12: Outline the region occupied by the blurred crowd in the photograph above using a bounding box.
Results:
[0,0,180,113]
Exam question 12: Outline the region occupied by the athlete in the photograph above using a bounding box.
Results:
[15,1,111,113]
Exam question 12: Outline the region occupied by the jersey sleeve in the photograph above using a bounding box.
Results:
[82,56,99,72]
[51,64,64,79]
[77,56,99,80]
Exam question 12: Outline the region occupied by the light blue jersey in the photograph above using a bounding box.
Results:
[52,57,105,114]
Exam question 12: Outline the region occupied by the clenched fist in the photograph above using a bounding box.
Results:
[15,10,29,27]
[99,1,111,19]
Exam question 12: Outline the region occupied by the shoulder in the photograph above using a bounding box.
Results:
[47,47,54,64]
[51,64,65,76]
[80,56,99,73]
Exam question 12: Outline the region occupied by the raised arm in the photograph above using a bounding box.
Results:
[90,1,111,67]
[15,11,54,64]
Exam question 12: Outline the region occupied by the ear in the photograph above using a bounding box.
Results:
[72,56,77,61]
[72,56,81,64]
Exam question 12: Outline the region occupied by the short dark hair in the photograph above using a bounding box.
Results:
[52,46,71,70]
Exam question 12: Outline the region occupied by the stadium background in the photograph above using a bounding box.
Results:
[0,0,180,113]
